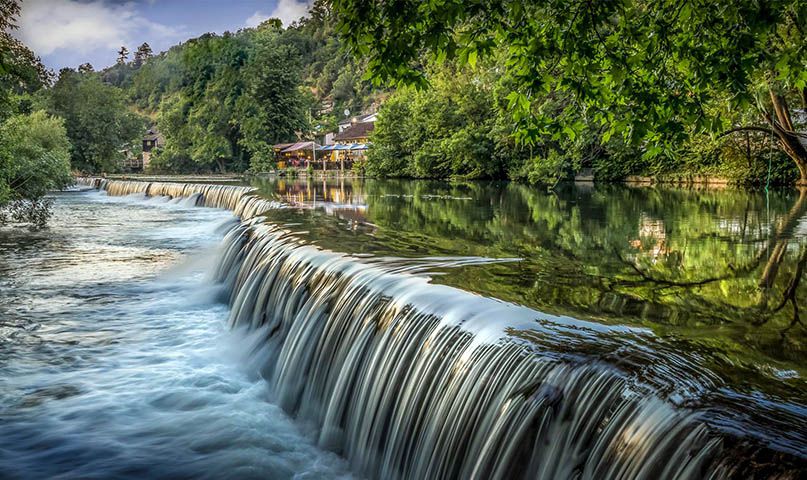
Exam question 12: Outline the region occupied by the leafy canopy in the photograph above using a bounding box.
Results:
[0,110,72,226]
[333,0,807,151]
[43,69,144,172]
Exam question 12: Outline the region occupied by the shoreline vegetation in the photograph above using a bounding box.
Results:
[95,172,795,191]
[2,0,807,228]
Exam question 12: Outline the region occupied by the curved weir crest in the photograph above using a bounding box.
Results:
[76,178,805,479]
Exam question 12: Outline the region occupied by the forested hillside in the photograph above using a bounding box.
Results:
[87,3,383,174]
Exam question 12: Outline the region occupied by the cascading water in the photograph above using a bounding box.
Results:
[74,178,805,479]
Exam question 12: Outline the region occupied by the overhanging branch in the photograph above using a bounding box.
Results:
[717,126,776,139]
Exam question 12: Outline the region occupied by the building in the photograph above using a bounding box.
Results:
[333,119,374,144]
[273,141,319,169]
[319,116,375,172]
[337,112,378,133]
[142,127,165,169]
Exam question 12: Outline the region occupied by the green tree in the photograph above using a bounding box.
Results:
[237,24,309,172]
[43,69,144,172]
[148,32,251,172]
[0,1,70,227]
[332,0,807,184]
[367,61,525,180]
[0,1,49,119]
[133,42,153,67]
[0,110,72,227]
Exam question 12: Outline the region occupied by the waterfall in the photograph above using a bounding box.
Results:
[75,177,280,219]
[216,219,729,480]
[76,178,804,479]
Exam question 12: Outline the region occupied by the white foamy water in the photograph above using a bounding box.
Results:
[0,190,352,479]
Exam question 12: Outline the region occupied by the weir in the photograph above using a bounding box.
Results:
[75,178,805,479]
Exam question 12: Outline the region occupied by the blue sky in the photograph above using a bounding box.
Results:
[13,0,312,71]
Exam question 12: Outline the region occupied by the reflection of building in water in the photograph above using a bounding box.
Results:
[630,214,668,261]
[272,179,367,208]
[271,179,370,225]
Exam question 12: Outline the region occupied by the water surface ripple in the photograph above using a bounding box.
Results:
[0,190,351,479]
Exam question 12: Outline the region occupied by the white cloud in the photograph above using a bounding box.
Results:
[14,0,180,58]
[245,0,312,28]
[245,11,271,28]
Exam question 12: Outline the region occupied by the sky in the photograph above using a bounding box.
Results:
[12,0,313,71]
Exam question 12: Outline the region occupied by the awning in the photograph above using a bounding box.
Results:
[317,144,336,152]
[280,141,320,153]
[350,143,368,150]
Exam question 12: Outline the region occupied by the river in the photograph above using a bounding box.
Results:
[0,178,804,478]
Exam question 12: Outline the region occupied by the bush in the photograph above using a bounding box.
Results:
[0,110,72,228]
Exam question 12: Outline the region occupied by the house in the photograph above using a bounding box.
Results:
[319,116,375,172]
[273,142,319,169]
[337,112,378,133]
[142,128,165,169]
[333,120,374,144]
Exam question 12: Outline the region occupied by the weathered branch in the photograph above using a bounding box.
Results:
[717,126,775,138]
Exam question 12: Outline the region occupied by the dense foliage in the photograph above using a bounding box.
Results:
[367,61,524,179]
[41,69,144,173]
[97,6,382,174]
[333,0,807,185]
[0,0,71,227]
[0,110,72,227]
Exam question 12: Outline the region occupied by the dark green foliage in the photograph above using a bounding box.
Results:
[0,1,71,227]
[238,25,309,172]
[42,69,144,172]
[368,62,524,180]
[0,110,72,227]
[332,0,807,183]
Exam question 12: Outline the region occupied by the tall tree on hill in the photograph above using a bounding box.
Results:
[117,46,129,65]
[133,42,153,67]
[77,62,94,74]
[332,0,807,185]
[151,32,252,173]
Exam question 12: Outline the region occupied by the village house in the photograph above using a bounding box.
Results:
[142,127,165,169]
[270,111,377,173]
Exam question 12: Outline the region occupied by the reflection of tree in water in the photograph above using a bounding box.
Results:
[609,187,806,337]
[756,188,807,334]
[252,177,807,384]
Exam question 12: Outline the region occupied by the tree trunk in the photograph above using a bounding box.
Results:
[216,158,226,173]
[767,91,807,186]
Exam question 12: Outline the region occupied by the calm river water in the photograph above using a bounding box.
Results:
[0,179,805,478]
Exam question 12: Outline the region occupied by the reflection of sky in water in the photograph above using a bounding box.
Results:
[0,190,352,479]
